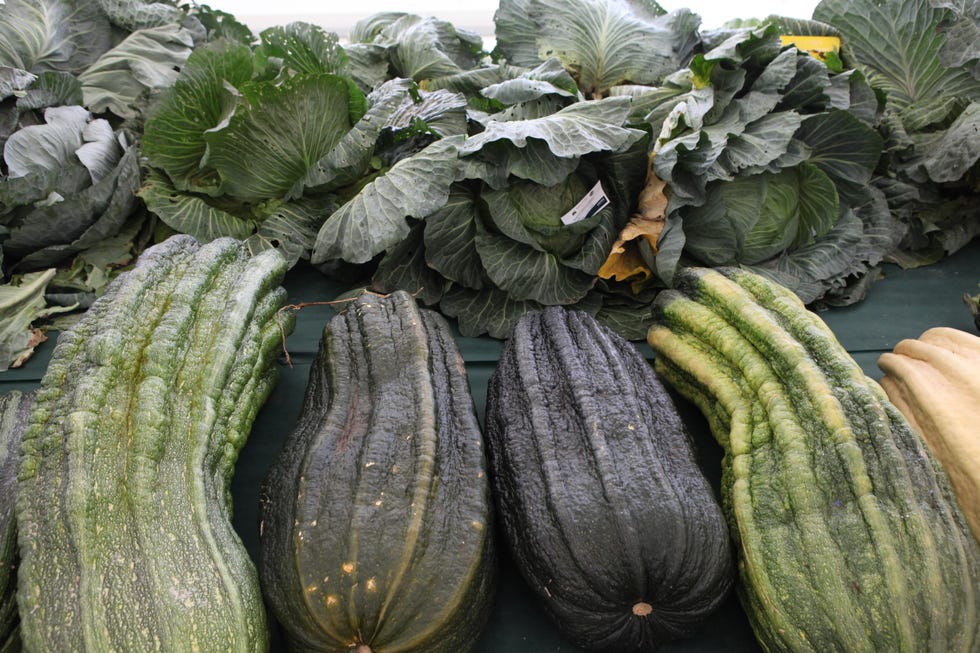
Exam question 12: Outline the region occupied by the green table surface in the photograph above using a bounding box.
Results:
[3,237,978,651]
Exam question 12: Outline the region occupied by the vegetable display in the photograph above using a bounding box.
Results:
[647,266,980,652]
[260,291,495,653]
[878,327,980,542]
[485,306,733,651]
[0,0,977,652]
[15,235,293,652]
[0,390,32,653]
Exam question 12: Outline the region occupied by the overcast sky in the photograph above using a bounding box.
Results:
[211,0,823,31]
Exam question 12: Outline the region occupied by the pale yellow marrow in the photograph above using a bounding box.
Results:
[878,328,980,542]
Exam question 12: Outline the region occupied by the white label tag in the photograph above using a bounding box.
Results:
[560,180,610,225]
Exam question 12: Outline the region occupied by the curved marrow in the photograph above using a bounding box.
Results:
[260,290,495,653]
[485,306,733,652]
[16,235,292,652]
[648,266,980,652]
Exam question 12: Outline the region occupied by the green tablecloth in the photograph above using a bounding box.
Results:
[3,237,978,651]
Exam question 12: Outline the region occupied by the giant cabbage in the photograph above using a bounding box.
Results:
[606,25,901,316]
[814,0,980,267]
[0,0,238,290]
[140,21,474,268]
[0,0,236,124]
[367,91,649,338]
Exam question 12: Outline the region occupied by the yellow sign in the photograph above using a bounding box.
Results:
[780,35,842,62]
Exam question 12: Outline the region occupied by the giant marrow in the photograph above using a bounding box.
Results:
[485,306,733,651]
[16,235,292,652]
[647,266,980,652]
[260,290,495,653]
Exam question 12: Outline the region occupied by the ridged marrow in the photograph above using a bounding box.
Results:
[647,266,980,652]
[485,306,733,651]
[15,235,293,652]
[259,290,495,653]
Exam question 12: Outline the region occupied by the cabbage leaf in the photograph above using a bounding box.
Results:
[495,0,700,97]
[0,0,111,74]
[0,268,74,370]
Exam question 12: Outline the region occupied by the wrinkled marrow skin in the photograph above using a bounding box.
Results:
[15,235,293,653]
[647,266,980,653]
[260,291,495,653]
[0,391,32,653]
[485,306,734,652]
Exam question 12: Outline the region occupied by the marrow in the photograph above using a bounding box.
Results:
[486,306,733,651]
[260,290,495,653]
[648,266,980,652]
[16,235,292,652]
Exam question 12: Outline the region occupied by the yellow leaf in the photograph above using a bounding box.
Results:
[634,166,668,224]
[598,240,652,283]
[598,155,669,287]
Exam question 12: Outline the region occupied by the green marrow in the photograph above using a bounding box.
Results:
[0,391,31,653]
[260,290,495,653]
[485,306,733,652]
[15,235,293,652]
[647,266,980,652]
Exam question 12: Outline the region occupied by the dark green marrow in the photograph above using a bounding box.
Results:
[485,306,733,652]
[260,290,495,653]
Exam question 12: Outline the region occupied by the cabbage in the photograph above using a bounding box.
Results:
[624,25,902,306]
[815,0,980,267]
